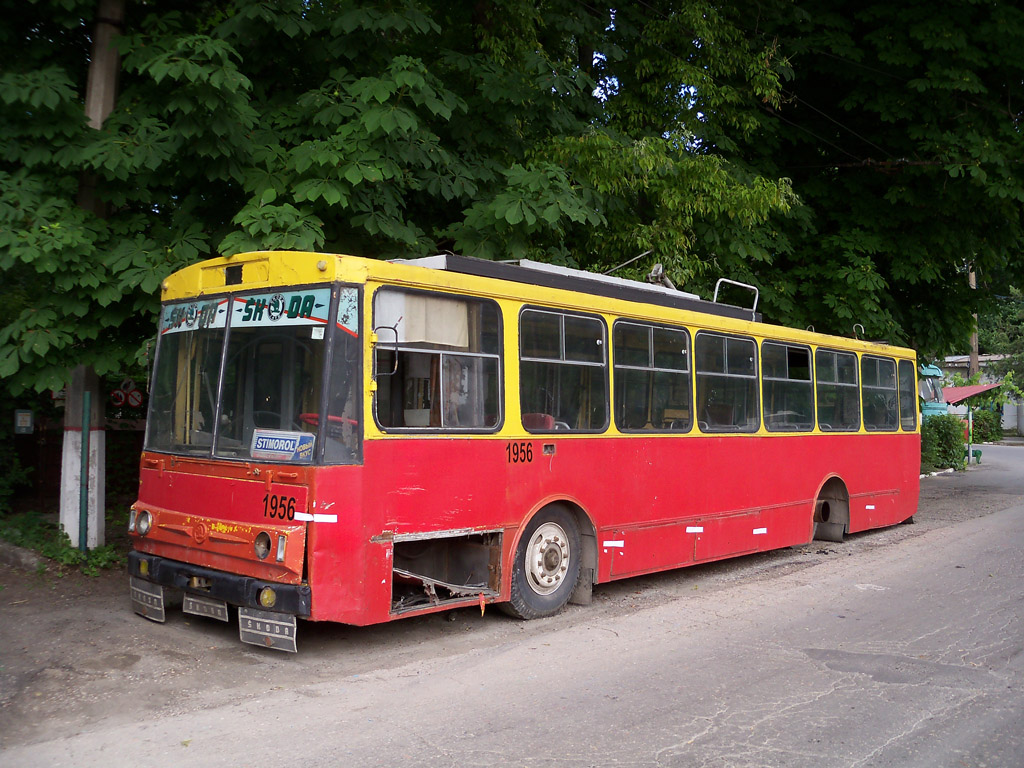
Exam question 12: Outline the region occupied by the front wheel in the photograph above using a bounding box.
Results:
[504,506,581,619]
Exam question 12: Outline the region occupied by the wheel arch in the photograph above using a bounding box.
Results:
[812,474,851,542]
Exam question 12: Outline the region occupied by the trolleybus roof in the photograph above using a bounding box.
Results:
[394,253,760,323]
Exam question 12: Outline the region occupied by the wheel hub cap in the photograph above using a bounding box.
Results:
[526,522,570,596]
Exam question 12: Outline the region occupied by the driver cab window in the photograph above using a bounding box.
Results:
[373,289,502,431]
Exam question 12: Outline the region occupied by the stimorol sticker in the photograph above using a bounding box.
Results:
[250,429,315,462]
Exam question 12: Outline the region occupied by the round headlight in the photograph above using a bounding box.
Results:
[254,532,272,560]
[136,510,152,536]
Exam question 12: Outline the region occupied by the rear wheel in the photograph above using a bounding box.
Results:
[504,506,581,619]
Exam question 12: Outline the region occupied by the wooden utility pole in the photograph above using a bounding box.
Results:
[60,0,125,549]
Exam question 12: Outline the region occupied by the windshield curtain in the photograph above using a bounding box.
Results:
[145,286,361,464]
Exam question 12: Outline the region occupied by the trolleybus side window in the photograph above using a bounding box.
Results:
[815,348,860,431]
[861,355,898,431]
[373,289,501,431]
[695,332,759,432]
[762,341,814,432]
[898,359,918,431]
[613,321,691,432]
[520,309,608,433]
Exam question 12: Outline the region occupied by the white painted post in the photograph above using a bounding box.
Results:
[60,366,106,548]
[967,407,974,465]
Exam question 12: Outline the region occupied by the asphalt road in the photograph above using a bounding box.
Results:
[2,445,1023,767]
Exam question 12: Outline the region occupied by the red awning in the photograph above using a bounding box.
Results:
[942,382,1001,405]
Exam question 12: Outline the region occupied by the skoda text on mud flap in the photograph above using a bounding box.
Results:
[128,250,920,651]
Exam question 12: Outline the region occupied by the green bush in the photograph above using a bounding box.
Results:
[971,408,1003,443]
[0,442,31,514]
[921,413,966,472]
[0,511,125,576]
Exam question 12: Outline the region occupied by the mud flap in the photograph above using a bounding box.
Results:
[238,607,298,653]
[183,594,230,622]
[569,567,594,606]
[813,521,846,542]
[130,577,166,623]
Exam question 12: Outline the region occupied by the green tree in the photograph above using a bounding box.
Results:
[1,0,793,395]
[977,287,1024,382]
[710,0,1024,356]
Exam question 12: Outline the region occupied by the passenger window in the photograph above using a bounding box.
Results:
[762,342,814,431]
[862,356,898,431]
[373,289,501,431]
[816,349,860,431]
[613,321,691,432]
[520,309,608,432]
[898,359,918,431]
[695,333,759,432]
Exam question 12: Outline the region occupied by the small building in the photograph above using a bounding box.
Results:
[942,354,1021,434]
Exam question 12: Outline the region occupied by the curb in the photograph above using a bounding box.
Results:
[0,539,45,571]
[920,468,956,479]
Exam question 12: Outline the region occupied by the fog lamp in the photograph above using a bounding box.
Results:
[258,587,277,608]
[136,510,152,536]
[254,532,272,560]
[138,559,149,577]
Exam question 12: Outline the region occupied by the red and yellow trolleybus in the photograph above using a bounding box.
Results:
[128,251,920,651]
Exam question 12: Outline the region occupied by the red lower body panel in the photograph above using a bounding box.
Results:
[302,432,919,625]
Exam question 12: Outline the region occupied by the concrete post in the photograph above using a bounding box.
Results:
[59,0,124,547]
[60,366,106,549]
[77,0,125,216]
[82,0,123,129]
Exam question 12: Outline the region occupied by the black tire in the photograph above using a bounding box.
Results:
[503,505,581,619]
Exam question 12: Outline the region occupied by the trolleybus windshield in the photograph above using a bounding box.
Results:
[145,286,361,464]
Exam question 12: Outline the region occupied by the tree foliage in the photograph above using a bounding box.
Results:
[718,0,1024,356]
[1,0,793,394]
[3,1,1023,397]
[976,287,1024,382]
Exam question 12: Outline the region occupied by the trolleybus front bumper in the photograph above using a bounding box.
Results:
[128,551,311,652]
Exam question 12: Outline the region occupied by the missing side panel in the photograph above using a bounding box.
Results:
[391,531,502,613]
